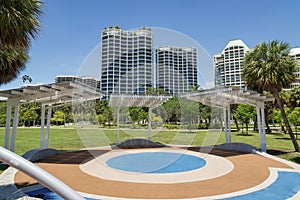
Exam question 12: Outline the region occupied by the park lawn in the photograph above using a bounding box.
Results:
[0,127,299,174]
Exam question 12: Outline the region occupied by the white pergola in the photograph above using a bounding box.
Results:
[0,81,102,152]
[0,83,273,152]
[180,87,274,152]
[109,94,172,141]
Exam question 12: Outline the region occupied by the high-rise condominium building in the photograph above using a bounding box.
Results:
[288,47,300,89]
[214,39,249,89]
[55,75,100,89]
[156,46,198,94]
[101,26,153,94]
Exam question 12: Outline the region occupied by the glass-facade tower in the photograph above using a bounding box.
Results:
[156,46,197,94]
[101,27,153,94]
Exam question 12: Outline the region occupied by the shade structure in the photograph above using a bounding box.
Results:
[0,81,103,151]
[180,87,274,152]
[180,87,274,108]
[109,94,172,141]
[109,94,172,108]
[0,81,102,105]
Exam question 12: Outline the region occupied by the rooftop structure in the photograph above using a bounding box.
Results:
[55,75,100,89]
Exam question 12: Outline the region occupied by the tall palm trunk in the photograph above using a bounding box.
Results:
[274,92,299,152]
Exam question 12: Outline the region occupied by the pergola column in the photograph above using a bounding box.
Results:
[223,105,231,143]
[40,104,46,148]
[148,107,152,140]
[4,103,12,149]
[10,104,20,152]
[45,104,52,148]
[4,97,20,151]
[116,107,120,143]
[256,102,266,152]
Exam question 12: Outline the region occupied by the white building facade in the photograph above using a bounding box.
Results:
[288,47,300,89]
[214,39,249,89]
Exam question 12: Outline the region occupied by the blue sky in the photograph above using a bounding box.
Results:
[1,0,300,89]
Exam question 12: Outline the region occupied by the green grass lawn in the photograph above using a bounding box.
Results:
[0,127,299,174]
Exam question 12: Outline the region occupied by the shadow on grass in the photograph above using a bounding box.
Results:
[266,132,284,136]
[267,149,290,155]
[235,133,254,137]
[291,157,300,164]
[275,137,292,141]
[178,131,197,134]
[267,149,300,164]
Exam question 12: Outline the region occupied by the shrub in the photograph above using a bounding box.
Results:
[163,124,180,129]
[198,123,209,129]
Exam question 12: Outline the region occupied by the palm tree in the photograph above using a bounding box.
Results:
[0,47,28,84]
[0,0,43,85]
[290,86,300,109]
[243,40,299,152]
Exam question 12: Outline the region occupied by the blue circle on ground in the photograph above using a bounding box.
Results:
[106,152,206,173]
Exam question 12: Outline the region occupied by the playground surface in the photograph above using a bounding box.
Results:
[3,144,299,199]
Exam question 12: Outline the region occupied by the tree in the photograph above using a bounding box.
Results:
[180,99,199,131]
[230,104,240,131]
[290,86,300,109]
[269,108,286,133]
[146,87,166,95]
[95,100,109,114]
[22,108,38,126]
[0,102,7,126]
[94,100,113,126]
[22,75,32,83]
[96,114,106,126]
[198,103,211,124]
[0,48,28,84]
[0,0,43,85]
[234,104,256,135]
[243,40,299,152]
[163,97,181,123]
[51,111,64,125]
[102,108,113,126]
[18,103,40,126]
[61,105,73,124]
[129,107,146,128]
[288,107,300,139]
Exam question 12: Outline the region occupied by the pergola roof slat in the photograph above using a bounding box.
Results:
[180,87,274,107]
[109,94,172,108]
[0,81,103,105]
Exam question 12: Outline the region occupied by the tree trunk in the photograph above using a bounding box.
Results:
[274,92,299,152]
[253,115,257,131]
[242,123,244,134]
[265,120,272,134]
[281,125,287,134]
[264,110,272,133]
[233,116,240,131]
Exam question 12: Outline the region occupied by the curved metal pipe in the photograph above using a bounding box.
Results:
[0,146,84,200]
